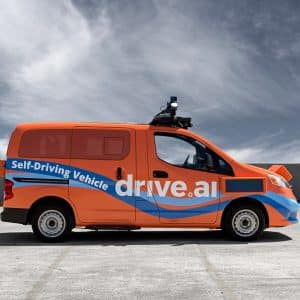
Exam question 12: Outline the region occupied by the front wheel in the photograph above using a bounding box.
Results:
[223,205,266,241]
[32,205,73,242]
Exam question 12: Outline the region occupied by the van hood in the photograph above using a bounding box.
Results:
[240,163,293,182]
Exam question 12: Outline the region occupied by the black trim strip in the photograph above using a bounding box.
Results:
[225,179,264,193]
[13,177,69,185]
[1,208,29,224]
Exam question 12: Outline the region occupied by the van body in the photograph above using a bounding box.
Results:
[1,122,299,241]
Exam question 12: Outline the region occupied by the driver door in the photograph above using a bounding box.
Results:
[148,130,221,224]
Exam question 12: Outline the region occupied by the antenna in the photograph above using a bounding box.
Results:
[149,96,192,129]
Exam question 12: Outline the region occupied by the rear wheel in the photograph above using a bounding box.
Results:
[223,205,266,241]
[32,205,73,242]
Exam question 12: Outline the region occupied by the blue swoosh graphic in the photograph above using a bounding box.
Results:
[6,158,299,221]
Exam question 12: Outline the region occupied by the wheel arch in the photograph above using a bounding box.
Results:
[27,196,76,227]
[221,197,269,229]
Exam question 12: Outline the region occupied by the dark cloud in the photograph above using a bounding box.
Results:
[0,0,299,162]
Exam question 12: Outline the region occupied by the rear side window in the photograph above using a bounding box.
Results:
[19,130,71,158]
[71,129,130,160]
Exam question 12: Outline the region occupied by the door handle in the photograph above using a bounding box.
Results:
[116,167,122,180]
[153,170,168,178]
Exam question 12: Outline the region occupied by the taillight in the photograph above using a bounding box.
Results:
[4,179,14,201]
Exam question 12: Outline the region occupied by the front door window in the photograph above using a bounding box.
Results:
[155,133,233,175]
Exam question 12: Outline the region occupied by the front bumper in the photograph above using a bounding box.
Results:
[254,192,299,225]
[1,207,28,224]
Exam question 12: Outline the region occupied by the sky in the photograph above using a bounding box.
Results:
[0,0,300,162]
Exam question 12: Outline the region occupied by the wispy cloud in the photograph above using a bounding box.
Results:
[0,0,299,162]
[227,139,300,163]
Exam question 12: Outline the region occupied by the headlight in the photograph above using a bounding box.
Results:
[268,174,289,188]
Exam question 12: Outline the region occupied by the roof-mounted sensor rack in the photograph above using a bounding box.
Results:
[149,96,192,129]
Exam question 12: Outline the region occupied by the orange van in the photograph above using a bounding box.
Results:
[1,97,299,242]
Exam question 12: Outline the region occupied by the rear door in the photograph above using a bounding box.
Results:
[69,127,137,225]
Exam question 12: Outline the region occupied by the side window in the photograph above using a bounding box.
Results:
[217,157,233,175]
[71,129,130,160]
[155,135,198,167]
[19,130,71,158]
[154,133,233,175]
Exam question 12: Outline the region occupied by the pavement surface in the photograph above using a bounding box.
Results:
[0,209,300,300]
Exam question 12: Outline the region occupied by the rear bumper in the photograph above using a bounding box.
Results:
[1,207,28,224]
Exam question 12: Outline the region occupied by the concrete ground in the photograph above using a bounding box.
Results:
[1,210,300,300]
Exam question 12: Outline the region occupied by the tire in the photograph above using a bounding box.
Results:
[32,204,73,242]
[223,204,266,241]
